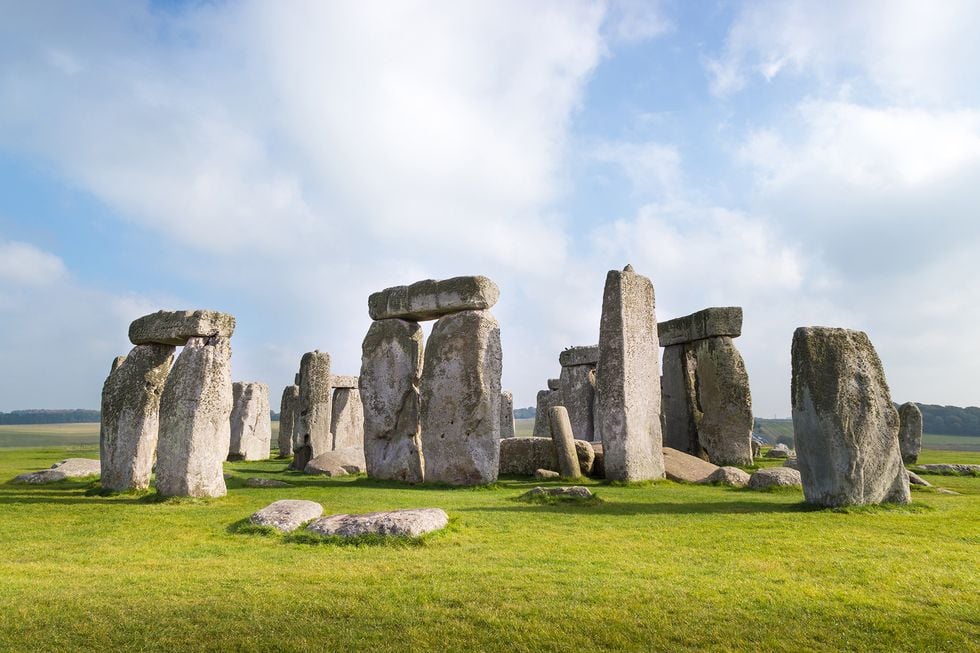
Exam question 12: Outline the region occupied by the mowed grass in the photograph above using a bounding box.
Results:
[1,439,979,651]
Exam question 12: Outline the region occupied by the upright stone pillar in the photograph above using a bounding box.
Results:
[330,376,364,451]
[548,406,581,478]
[533,389,559,437]
[360,319,425,483]
[278,385,299,457]
[898,402,922,464]
[228,382,271,461]
[596,265,665,481]
[499,390,515,438]
[558,345,598,441]
[297,351,332,459]
[100,344,175,491]
[661,344,699,456]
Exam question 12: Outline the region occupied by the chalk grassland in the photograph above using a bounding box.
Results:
[0,435,978,650]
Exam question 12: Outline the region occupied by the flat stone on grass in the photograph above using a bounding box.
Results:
[14,458,101,484]
[306,508,449,538]
[702,466,750,488]
[244,478,294,488]
[911,464,980,476]
[748,467,802,490]
[663,447,718,483]
[250,500,323,532]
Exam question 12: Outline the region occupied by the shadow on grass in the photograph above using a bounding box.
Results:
[461,499,810,516]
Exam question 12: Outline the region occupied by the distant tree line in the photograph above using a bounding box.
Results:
[0,409,101,424]
[514,407,536,419]
[917,404,980,436]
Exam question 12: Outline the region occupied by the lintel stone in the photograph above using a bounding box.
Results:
[558,345,599,368]
[657,307,742,347]
[368,276,499,321]
[129,309,236,346]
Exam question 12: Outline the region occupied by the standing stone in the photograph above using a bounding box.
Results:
[156,336,233,498]
[690,337,753,465]
[661,344,699,456]
[331,387,364,451]
[100,344,175,491]
[898,402,923,464]
[360,319,425,483]
[596,265,665,481]
[297,351,332,460]
[228,382,271,461]
[420,310,502,485]
[278,385,299,457]
[548,406,581,478]
[499,390,515,438]
[533,389,560,437]
[791,327,910,506]
[559,359,596,441]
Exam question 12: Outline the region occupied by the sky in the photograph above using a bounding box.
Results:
[1,0,979,416]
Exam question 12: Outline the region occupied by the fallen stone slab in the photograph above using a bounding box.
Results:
[906,471,930,487]
[521,486,593,499]
[663,447,719,483]
[702,466,751,487]
[368,276,499,321]
[766,443,792,458]
[304,448,366,477]
[14,458,101,484]
[936,488,961,495]
[534,469,560,479]
[911,464,980,476]
[306,508,449,538]
[558,345,599,368]
[499,437,595,477]
[129,309,236,346]
[244,478,294,488]
[250,500,323,532]
[657,307,743,347]
[748,467,802,490]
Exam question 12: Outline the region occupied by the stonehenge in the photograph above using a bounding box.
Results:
[228,382,271,461]
[898,402,923,464]
[330,378,364,451]
[278,385,299,457]
[533,389,560,437]
[297,351,333,459]
[281,362,364,466]
[499,390,515,438]
[548,406,581,478]
[558,345,598,441]
[659,307,753,466]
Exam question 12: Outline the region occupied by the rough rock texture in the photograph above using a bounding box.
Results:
[766,444,792,458]
[690,337,753,466]
[420,310,501,485]
[278,385,299,457]
[250,500,323,532]
[548,406,581,478]
[228,382,271,461]
[499,390,515,438]
[244,478,293,488]
[498,437,595,477]
[369,276,499,321]
[661,344,700,456]
[304,447,367,476]
[663,447,719,483]
[522,486,593,499]
[898,402,923,465]
[792,327,910,506]
[596,265,665,481]
[100,344,174,491]
[703,466,751,487]
[547,378,561,391]
[751,440,761,459]
[911,464,980,475]
[558,345,599,368]
[297,351,333,459]
[783,457,800,470]
[306,508,449,538]
[657,307,742,347]
[331,387,364,451]
[906,471,930,487]
[558,363,596,441]
[535,468,560,479]
[360,319,425,483]
[156,336,233,498]
[591,444,605,479]
[292,445,312,472]
[330,375,359,389]
[533,390,560,437]
[129,309,235,346]
[14,458,101,484]
[748,467,802,489]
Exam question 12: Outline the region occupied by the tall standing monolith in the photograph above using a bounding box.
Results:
[548,406,581,478]
[330,376,364,451]
[499,390,515,438]
[278,385,299,457]
[297,351,332,460]
[533,389,560,437]
[898,402,922,465]
[228,382,271,461]
[558,345,599,441]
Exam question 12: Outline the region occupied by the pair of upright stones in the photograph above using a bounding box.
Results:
[360,276,502,485]
[532,345,598,441]
[660,307,753,465]
[100,310,236,497]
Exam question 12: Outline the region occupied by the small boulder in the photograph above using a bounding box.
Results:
[663,447,719,483]
[304,448,366,477]
[748,467,802,490]
[906,471,931,487]
[703,466,750,487]
[522,486,593,499]
[766,443,792,458]
[306,508,449,538]
[250,500,323,532]
[783,457,799,470]
[534,469,560,479]
[244,478,293,488]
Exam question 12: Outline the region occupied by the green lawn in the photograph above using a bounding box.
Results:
[0,437,978,651]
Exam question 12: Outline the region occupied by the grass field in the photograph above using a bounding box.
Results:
[0,428,978,651]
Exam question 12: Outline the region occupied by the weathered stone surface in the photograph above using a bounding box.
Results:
[499,390,515,438]
[129,309,235,346]
[228,382,271,461]
[244,478,293,488]
[548,406,581,478]
[559,345,599,368]
[304,447,366,477]
[522,486,593,499]
[766,443,792,458]
[100,344,174,491]
[748,466,802,490]
[591,443,604,479]
[703,466,751,487]
[360,319,425,483]
[110,355,127,373]
[792,327,910,506]
[331,387,364,451]
[906,471,930,487]
[156,336,233,498]
[250,499,323,532]
[297,351,332,460]
[661,344,700,456]
[368,276,499,321]
[547,378,560,391]
[306,508,449,538]
[911,464,980,475]
[558,364,596,441]
[278,385,299,457]
[663,447,718,483]
[596,265,665,481]
[420,310,501,485]
[658,307,742,347]
[533,390,560,437]
[751,440,761,459]
[898,402,923,465]
[292,445,313,472]
[783,457,800,470]
[330,375,359,389]
[14,458,101,484]
[498,437,595,476]
[690,337,753,466]
[534,468,560,479]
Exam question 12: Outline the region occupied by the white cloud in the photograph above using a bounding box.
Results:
[604,0,672,45]
[0,240,66,286]
[591,141,682,198]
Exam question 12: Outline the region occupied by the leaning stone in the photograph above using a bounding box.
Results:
[304,447,366,477]
[911,464,980,476]
[360,319,425,483]
[296,351,332,460]
[898,402,923,465]
[330,375,359,389]
[661,344,700,456]
[558,363,596,441]
[748,467,802,490]
[522,486,593,499]
[498,437,594,476]
[306,508,449,538]
[690,337,753,466]
[703,466,751,487]
[250,499,323,532]
[534,468,560,479]
[100,344,174,491]
[499,390,516,438]
[548,406,581,478]
[368,276,499,321]
[420,310,501,485]
[278,385,299,457]
[596,265,665,481]
[228,382,271,461]
[244,478,293,488]
[129,309,235,346]
[330,387,364,451]
[533,389,560,437]
[14,458,101,484]
[155,336,233,498]
[558,345,599,368]
[547,378,561,391]
[906,471,930,487]
[658,307,743,347]
[663,447,718,483]
[792,327,910,506]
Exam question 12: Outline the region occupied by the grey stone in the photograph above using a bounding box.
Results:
[228,382,271,461]
[748,466,802,490]
[297,351,332,460]
[547,378,560,391]
[522,486,593,499]
[663,447,718,483]
[558,364,596,441]
[690,337,753,466]
[331,387,364,451]
[792,327,910,506]
[304,447,366,477]
[331,375,359,389]
[110,355,127,373]
[155,336,233,498]
[751,440,761,459]
[898,402,923,465]
[244,478,293,488]
[533,390,560,437]
[100,344,174,491]
[661,344,700,456]
[703,466,751,487]
[14,458,101,484]
[278,385,299,457]
[783,457,800,470]
[368,276,499,321]
[129,309,235,346]
[911,464,980,475]
[534,468,560,479]
[292,445,313,472]
[306,508,449,538]
[906,471,930,487]
[559,345,599,368]
[596,265,665,482]
[548,406,581,478]
[498,437,595,476]
[936,488,961,495]
[420,310,501,485]
[658,307,742,347]
[250,499,323,532]
[499,390,515,438]
[360,319,425,483]
[766,443,792,458]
